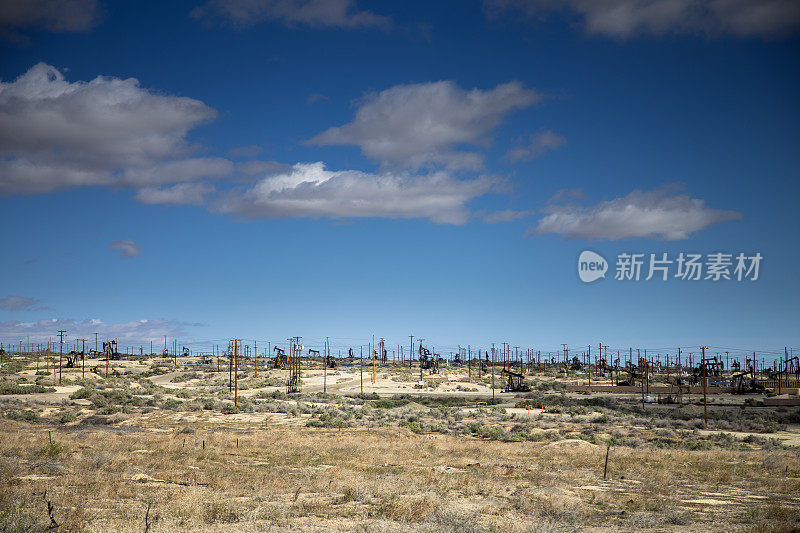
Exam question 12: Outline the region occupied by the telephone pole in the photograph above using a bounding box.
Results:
[233,339,240,407]
[79,339,87,378]
[701,346,709,428]
[57,330,66,385]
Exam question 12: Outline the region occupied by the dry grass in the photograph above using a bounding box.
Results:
[1,416,799,532]
[1,355,799,531]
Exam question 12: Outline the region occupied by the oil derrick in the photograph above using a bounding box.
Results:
[287,336,302,394]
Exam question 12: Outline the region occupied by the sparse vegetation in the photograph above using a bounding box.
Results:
[0,352,798,531]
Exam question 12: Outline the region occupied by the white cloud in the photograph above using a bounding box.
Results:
[191,0,390,30]
[485,0,800,38]
[0,63,228,195]
[0,0,100,42]
[529,188,743,240]
[216,162,497,225]
[228,144,263,158]
[109,239,142,258]
[0,295,41,311]
[483,209,535,223]
[134,183,215,206]
[236,160,292,176]
[504,130,566,162]
[0,317,201,346]
[121,158,233,186]
[308,80,542,170]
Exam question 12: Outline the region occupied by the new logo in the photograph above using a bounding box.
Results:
[578,250,607,283]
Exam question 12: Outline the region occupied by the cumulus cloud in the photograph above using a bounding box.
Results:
[504,130,566,162]
[216,162,497,225]
[228,144,263,158]
[0,295,42,311]
[0,0,100,42]
[191,0,390,30]
[308,80,542,171]
[529,188,742,240]
[236,160,292,176]
[484,0,800,38]
[134,183,215,206]
[0,63,229,195]
[109,239,141,258]
[483,209,535,223]
[120,158,233,187]
[0,317,201,346]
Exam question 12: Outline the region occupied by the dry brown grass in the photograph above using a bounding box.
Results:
[1,415,798,532]
[2,356,799,531]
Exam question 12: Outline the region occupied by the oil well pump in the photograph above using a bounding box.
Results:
[65,350,83,368]
[419,345,439,374]
[272,346,288,369]
[501,368,530,392]
[103,340,120,361]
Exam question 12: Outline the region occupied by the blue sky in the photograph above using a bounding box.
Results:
[1,0,798,364]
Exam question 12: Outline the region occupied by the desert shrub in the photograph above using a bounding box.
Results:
[306,412,350,428]
[161,399,183,410]
[0,382,56,395]
[373,398,411,409]
[4,410,40,423]
[58,411,77,424]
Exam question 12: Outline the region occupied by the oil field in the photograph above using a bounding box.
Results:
[1,339,798,532]
[2,1,800,532]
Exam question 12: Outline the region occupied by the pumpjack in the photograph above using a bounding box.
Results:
[502,368,530,392]
[65,350,83,368]
[618,362,642,386]
[272,346,288,369]
[325,353,337,369]
[730,369,766,394]
[103,340,121,361]
[419,346,439,374]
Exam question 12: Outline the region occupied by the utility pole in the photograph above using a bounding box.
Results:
[468,345,471,382]
[234,339,239,407]
[641,358,646,410]
[784,347,789,394]
[323,337,329,394]
[57,330,66,385]
[588,344,591,389]
[701,346,709,428]
[409,335,413,370]
[372,334,376,385]
[491,344,495,400]
[80,339,86,378]
[94,332,98,352]
[418,338,425,382]
[360,345,363,393]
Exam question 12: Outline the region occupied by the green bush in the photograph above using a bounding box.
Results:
[70,387,93,399]
[0,382,56,395]
[4,409,41,423]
